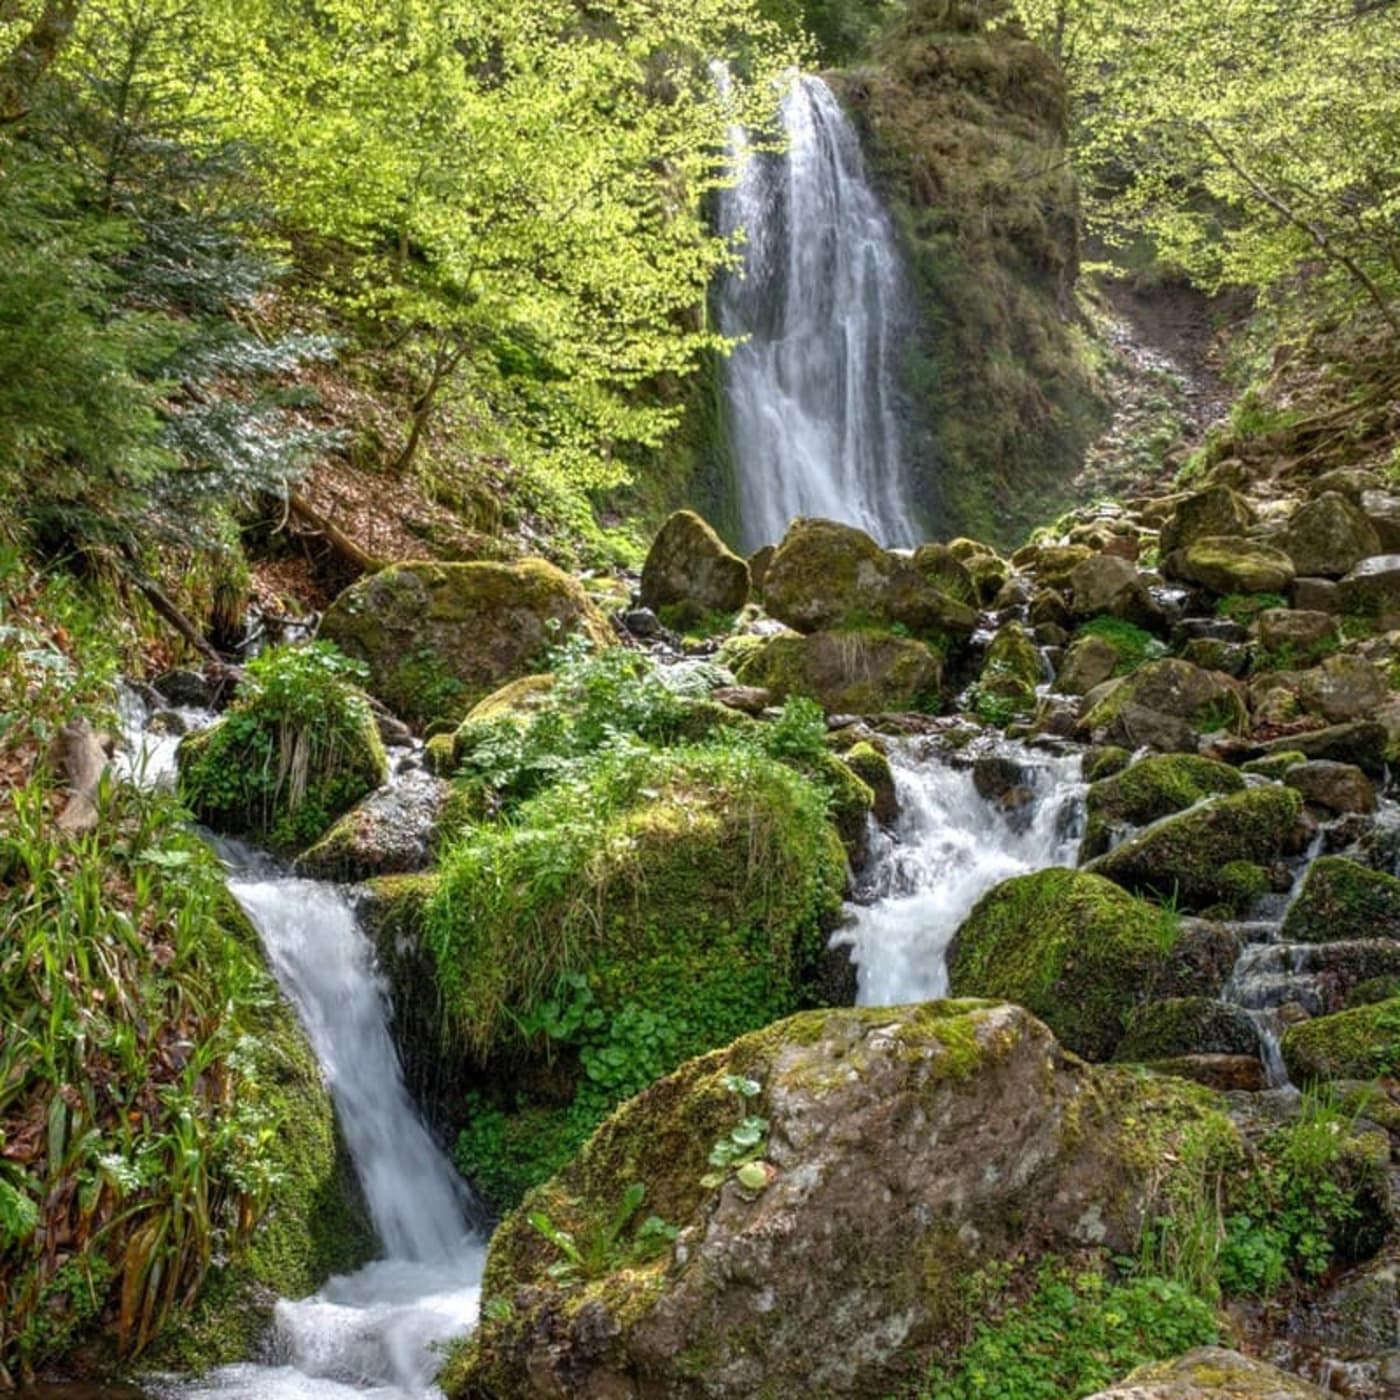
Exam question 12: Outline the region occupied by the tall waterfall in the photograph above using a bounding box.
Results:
[719,75,920,552]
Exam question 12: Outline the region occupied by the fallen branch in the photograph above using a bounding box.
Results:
[288,491,385,575]
[129,574,222,663]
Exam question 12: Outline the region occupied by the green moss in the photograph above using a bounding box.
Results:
[1241,750,1307,780]
[1083,746,1132,782]
[1281,999,1400,1085]
[1078,616,1168,676]
[975,623,1042,710]
[734,629,943,714]
[1280,856,1400,944]
[1080,754,1245,860]
[947,869,1181,1060]
[1090,786,1302,912]
[1113,998,1260,1063]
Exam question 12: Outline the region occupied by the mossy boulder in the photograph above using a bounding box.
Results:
[1088,786,1303,912]
[911,542,975,603]
[1253,720,1389,777]
[1158,486,1256,555]
[176,670,387,854]
[1113,998,1260,1063]
[447,1002,1239,1399]
[976,622,1042,708]
[947,869,1181,1060]
[1086,1347,1326,1399]
[1066,553,1153,622]
[1081,658,1246,749]
[1284,760,1376,815]
[318,559,615,727]
[1295,654,1387,724]
[843,740,898,825]
[639,510,750,624]
[1056,633,1121,696]
[1280,856,1400,944]
[1279,492,1381,579]
[294,768,447,881]
[1174,537,1296,596]
[761,518,977,638]
[734,629,942,714]
[1080,754,1245,861]
[1281,998,1400,1084]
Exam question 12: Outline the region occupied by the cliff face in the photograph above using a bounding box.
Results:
[836,0,1106,546]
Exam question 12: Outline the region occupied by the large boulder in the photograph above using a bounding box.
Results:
[1066,553,1153,621]
[1295,654,1387,724]
[976,622,1043,710]
[1173,537,1296,596]
[1279,492,1381,578]
[1056,633,1122,696]
[1080,754,1244,860]
[1281,997,1400,1084]
[1338,554,1400,629]
[1081,659,1246,750]
[1112,998,1261,1062]
[1280,857,1400,944]
[1252,720,1389,777]
[1283,760,1376,815]
[295,767,447,881]
[947,869,1183,1059]
[1084,1348,1326,1399]
[318,559,615,726]
[734,630,943,714]
[1088,786,1304,913]
[449,1002,1238,1400]
[639,510,750,623]
[761,518,977,637]
[1158,486,1255,555]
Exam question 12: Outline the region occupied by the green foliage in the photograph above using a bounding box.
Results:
[920,1263,1218,1400]
[526,1182,677,1288]
[178,643,386,851]
[699,1074,770,1191]
[1218,1091,1370,1297]
[1078,616,1167,676]
[1214,592,1288,624]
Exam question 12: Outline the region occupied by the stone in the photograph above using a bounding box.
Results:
[1084,1347,1326,1398]
[977,623,1043,708]
[295,768,447,881]
[1029,587,1071,630]
[1158,486,1255,555]
[1180,638,1249,678]
[1254,608,1339,657]
[1282,997,1400,1084]
[948,869,1182,1059]
[763,518,977,637]
[1289,577,1341,613]
[1307,467,1382,502]
[1281,857,1400,944]
[1339,554,1400,629]
[1284,761,1376,815]
[734,630,942,714]
[747,543,776,595]
[640,510,750,622]
[1254,721,1389,777]
[1172,617,1249,647]
[622,606,662,637]
[451,1002,1239,1400]
[1080,754,1245,860]
[1360,490,1400,552]
[1143,1055,1266,1093]
[710,685,772,715]
[1113,997,1261,1061]
[1081,658,1247,749]
[1066,553,1155,623]
[318,559,615,726]
[1295,654,1387,724]
[1056,634,1121,695]
[1088,786,1304,913]
[152,667,218,709]
[1174,537,1296,596]
[911,542,975,604]
[1279,492,1381,578]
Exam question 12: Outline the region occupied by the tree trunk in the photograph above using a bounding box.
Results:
[0,0,84,122]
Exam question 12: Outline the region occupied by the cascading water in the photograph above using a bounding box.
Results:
[718,74,920,552]
[836,743,1086,1005]
[117,694,484,1400]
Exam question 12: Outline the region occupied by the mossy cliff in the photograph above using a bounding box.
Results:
[834,0,1105,545]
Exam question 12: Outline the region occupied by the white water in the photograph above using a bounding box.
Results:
[836,745,1086,1005]
[719,74,919,551]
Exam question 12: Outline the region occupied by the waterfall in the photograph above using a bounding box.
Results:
[719,74,920,552]
[836,744,1086,1005]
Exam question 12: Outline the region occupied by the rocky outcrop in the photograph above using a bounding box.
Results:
[318,559,615,726]
[639,510,750,623]
[447,1002,1237,1399]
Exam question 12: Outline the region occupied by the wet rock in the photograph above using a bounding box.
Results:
[1254,722,1389,778]
[451,1002,1239,1400]
[1284,761,1376,816]
[977,623,1042,709]
[1159,486,1256,555]
[734,630,942,714]
[1114,997,1261,1061]
[843,741,898,825]
[1282,997,1400,1083]
[295,769,448,881]
[152,667,218,709]
[1084,1347,1326,1398]
[1339,554,1400,629]
[1056,633,1121,696]
[1280,492,1382,579]
[1089,786,1304,913]
[1281,857,1400,944]
[622,606,663,638]
[639,510,750,622]
[1173,537,1296,596]
[319,559,615,726]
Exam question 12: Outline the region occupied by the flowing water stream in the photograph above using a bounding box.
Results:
[718,74,920,552]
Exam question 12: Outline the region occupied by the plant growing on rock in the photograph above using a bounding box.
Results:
[526,1183,676,1287]
[700,1075,770,1192]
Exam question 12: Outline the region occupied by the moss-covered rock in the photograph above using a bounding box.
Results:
[1081,659,1247,749]
[1253,720,1389,776]
[176,656,388,854]
[1284,760,1376,815]
[976,622,1042,711]
[1173,537,1296,596]
[761,518,976,638]
[1083,745,1132,782]
[734,629,943,714]
[1295,654,1387,724]
[1056,633,1122,696]
[1241,750,1308,780]
[446,1002,1238,1399]
[1158,486,1256,555]
[947,869,1181,1060]
[1085,1347,1326,1399]
[1113,998,1261,1063]
[1281,998,1400,1084]
[1280,856,1400,944]
[318,559,615,727]
[911,542,975,602]
[638,510,750,623]
[1080,754,1245,861]
[294,768,447,881]
[842,740,898,825]
[1088,786,1303,912]
[1279,492,1381,579]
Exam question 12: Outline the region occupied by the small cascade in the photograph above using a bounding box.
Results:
[718,74,920,551]
[835,742,1086,1005]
